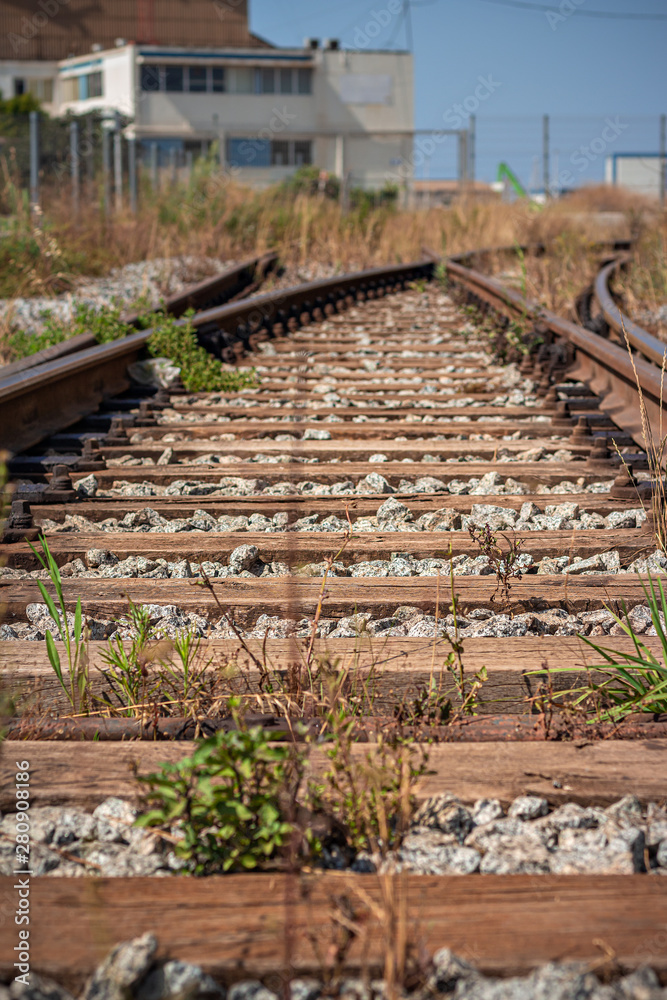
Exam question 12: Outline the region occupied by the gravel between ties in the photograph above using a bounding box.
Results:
[1,793,666,879]
[4,934,667,1000]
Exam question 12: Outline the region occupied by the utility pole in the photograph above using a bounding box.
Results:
[660,113,666,206]
[150,141,158,189]
[458,130,469,193]
[403,0,413,52]
[468,114,476,184]
[70,118,79,215]
[542,114,550,199]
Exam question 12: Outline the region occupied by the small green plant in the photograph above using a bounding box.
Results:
[394,676,453,726]
[434,260,448,291]
[308,704,428,856]
[29,535,89,713]
[5,300,257,393]
[410,278,427,293]
[6,302,130,360]
[532,573,667,723]
[514,240,528,302]
[135,700,303,873]
[468,522,525,602]
[145,309,258,393]
[97,602,169,716]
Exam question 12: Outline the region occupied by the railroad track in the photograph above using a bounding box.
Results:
[1,247,667,992]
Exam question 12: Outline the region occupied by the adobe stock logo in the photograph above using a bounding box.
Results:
[349,1,403,50]
[556,117,628,188]
[545,0,586,31]
[8,0,72,53]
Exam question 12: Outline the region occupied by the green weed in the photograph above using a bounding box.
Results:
[529,573,667,722]
[29,535,89,713]
[135,699,303,874]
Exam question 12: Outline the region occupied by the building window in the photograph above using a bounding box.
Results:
[61,77,78,102]
[87,71,102,98]
[61,71,103,101]
[141,64,162,91]
[227,137,271,167]
[13,78,25,96]
[28,79,54,102]
[257,67,275,94]
[138,62,309,96]
[165,65,183,92]
[188,65,207,92]
[271,140,289,166]
[228,137,312,168]
[279,68,293,94]
[294,140,312,165]
[297,68,312,94]
[231,67,254,94]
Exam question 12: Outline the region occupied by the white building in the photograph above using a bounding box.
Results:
[0,1,413,191]
[55,41,413,189]
[605,153,665,199]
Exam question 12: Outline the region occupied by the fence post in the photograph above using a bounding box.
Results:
[113,120,123,212]
[542,114,550,199]
[468,114,476,184]
[29,110,39,213]
[128,134,137,213]
[660,114,666,206]
[102,126,111,215]
[70,119,80,216]
[150,141,158,189]
[86,115,94,193]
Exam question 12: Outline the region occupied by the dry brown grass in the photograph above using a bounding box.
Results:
[1,165,663,326]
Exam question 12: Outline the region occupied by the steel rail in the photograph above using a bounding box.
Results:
[0,250,278,380]
[0,259,431,455]
[445,258,664,450]
[595,255,667,369]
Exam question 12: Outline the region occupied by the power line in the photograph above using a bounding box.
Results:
[474,0,667,19]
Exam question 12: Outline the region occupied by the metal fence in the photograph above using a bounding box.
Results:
[1,110,665,216]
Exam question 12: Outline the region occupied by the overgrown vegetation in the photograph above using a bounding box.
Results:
[135,702,302,873]
[144,310,257,393]
[134,696,428,874]
[532,575,667,723]
[618,222,667,340]
[2,299,257,392]
[468,522,526,601]
[29,535,89,714]
[308,708,428,857]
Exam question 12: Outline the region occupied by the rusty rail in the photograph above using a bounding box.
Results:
[0,259,431,455]
[0,250,279,380]
[595,255,667,369]
[446,256,665,450]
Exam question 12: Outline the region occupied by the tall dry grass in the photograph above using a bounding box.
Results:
[0,160,662,317]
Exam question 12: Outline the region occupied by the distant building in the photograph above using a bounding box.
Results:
[605,153,665,199]
[0,0,414,191]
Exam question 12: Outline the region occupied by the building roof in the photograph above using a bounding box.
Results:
[1,0,272,61]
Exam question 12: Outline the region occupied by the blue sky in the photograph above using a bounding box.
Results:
[250,0,667,186]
